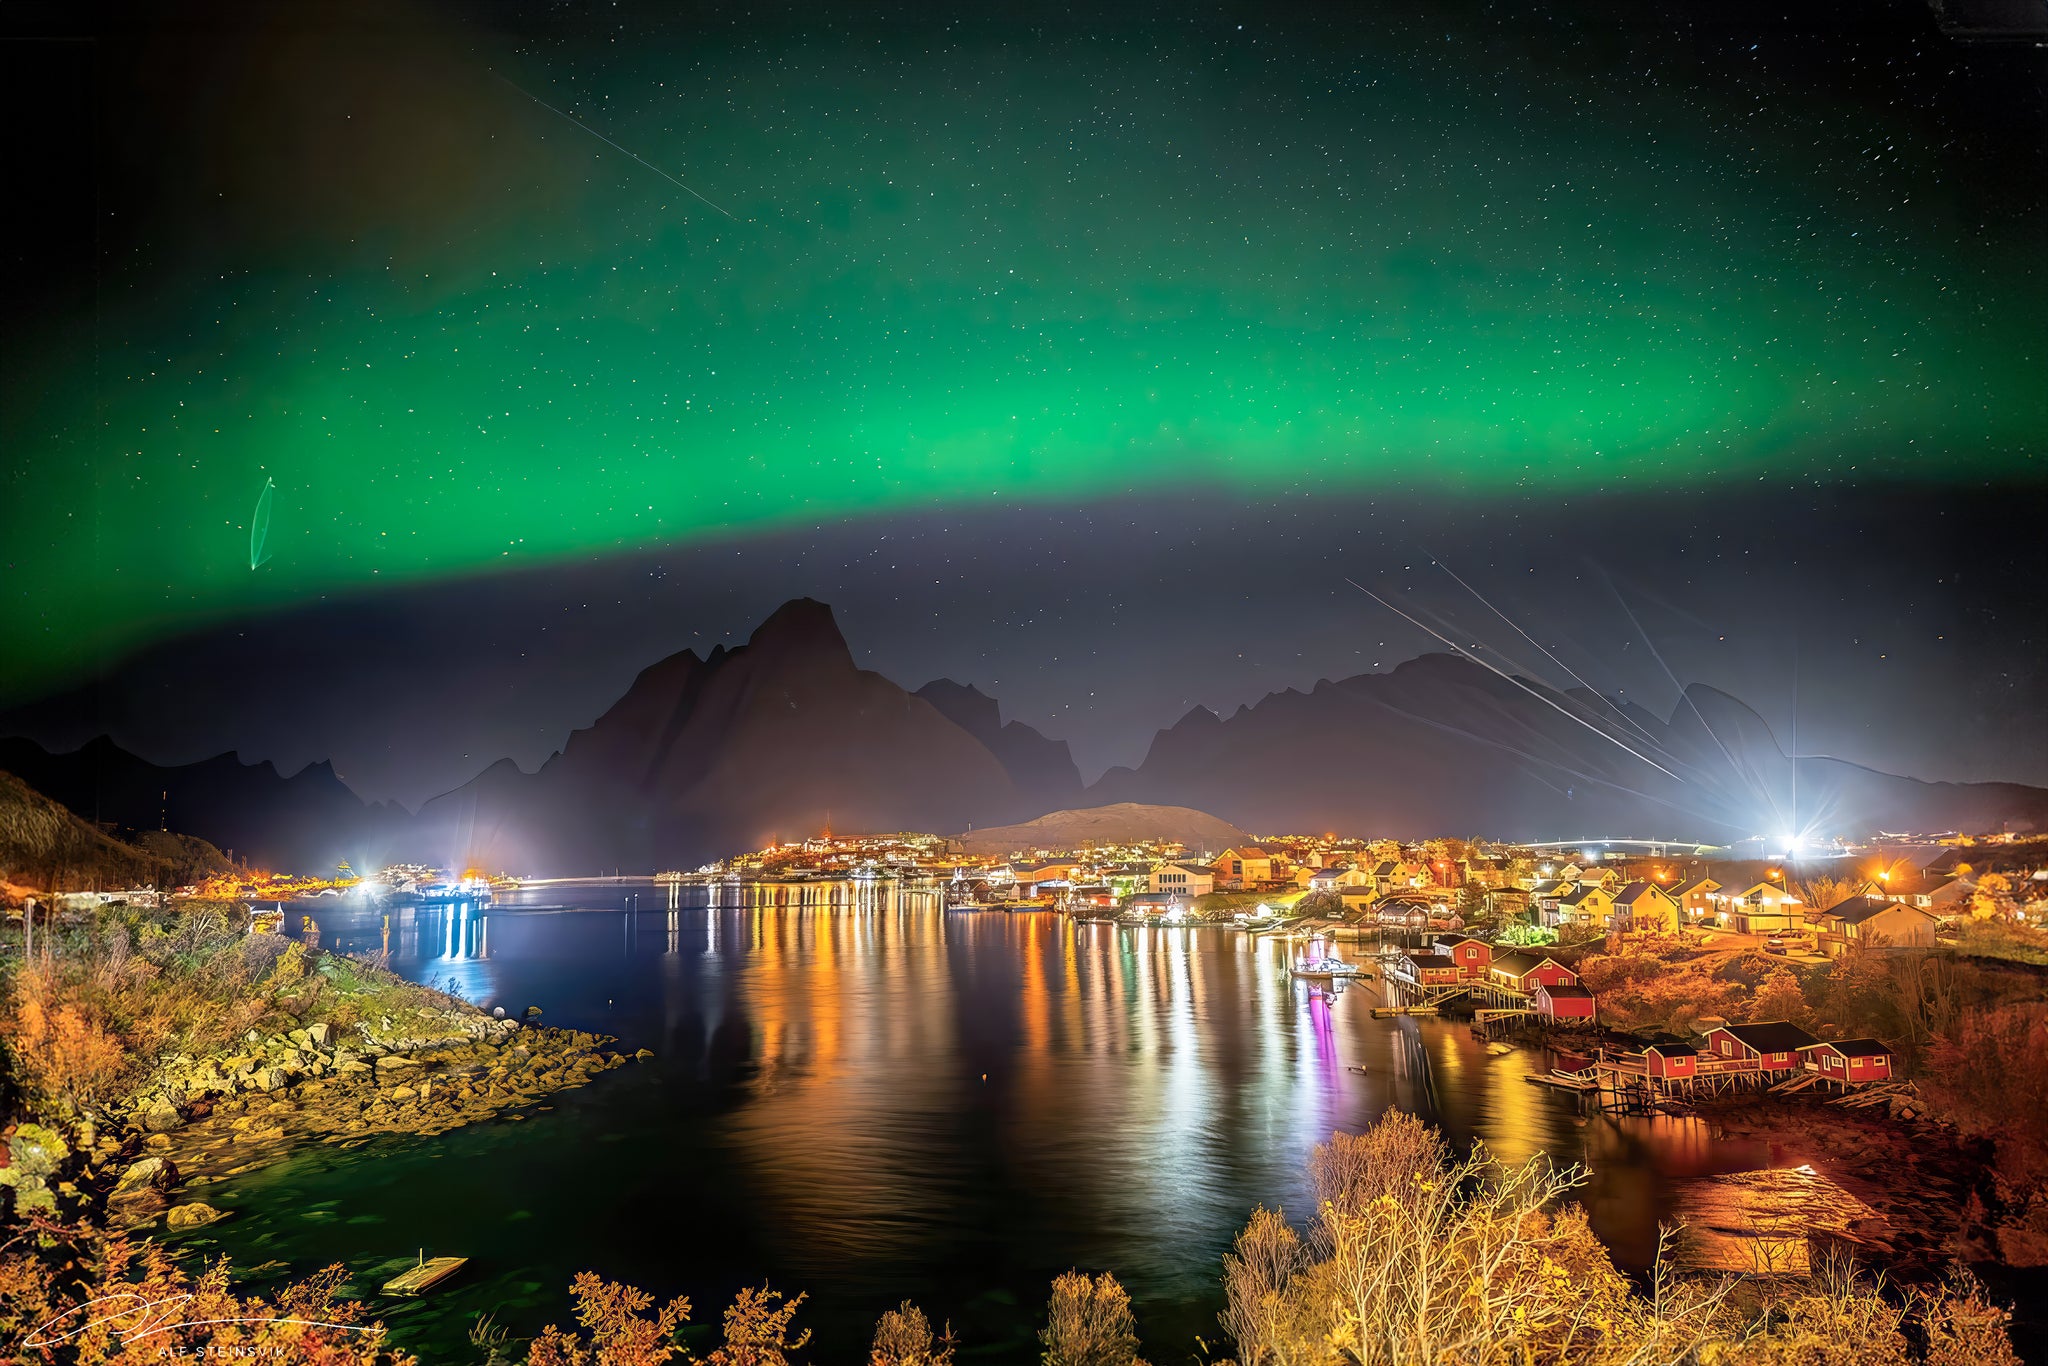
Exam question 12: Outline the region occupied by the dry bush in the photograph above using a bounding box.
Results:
[703,1285,810,1366]
[525,1271,691,1366]
[1041,1271,1147,1366]
[1215,1116,2019,1366]
[1923,1002,2048,1184]
[2,963,132,1112]
[871,1300,953,1366]
[0,1213,411,1364]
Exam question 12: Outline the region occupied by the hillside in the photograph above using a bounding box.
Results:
[951,803,1249,855]
[0,768,152,891]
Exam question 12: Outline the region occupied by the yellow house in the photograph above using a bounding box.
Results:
[1713,881,1804,934]
[1549,885,1613,930]
[1612,881,1681,934]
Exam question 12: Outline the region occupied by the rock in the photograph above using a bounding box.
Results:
[142,1098,185,1132]
[306,1022,333,1047]
[287,1028,311,1048]
[114,1156,175,1194]
[635,1049,655,1061]
[525,1005,543,1018]
[167,1202,227,1230]
[252,1067,289,1093]
[337,1060,372,1074]
[389,1086,417,1102]
[145,1134,172,1151]
[374,1055,419,1071]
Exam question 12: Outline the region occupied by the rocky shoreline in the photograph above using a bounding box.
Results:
[94,1003,650,1229]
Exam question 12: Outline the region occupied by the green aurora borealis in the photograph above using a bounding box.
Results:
[4,6,2043,697]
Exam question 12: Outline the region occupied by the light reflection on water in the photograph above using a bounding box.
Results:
[222,884,1782,1361]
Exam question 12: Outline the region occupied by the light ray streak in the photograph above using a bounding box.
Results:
[1338,687,1726,826]
[1426,554,1667,751]
[493,71,740,221]
[1346,578,1684,781]
[1600,571,1787,831]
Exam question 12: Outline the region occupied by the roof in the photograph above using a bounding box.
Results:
[1531,879,1572,896]
[1539,983,1594,999]
[1404,953,1458,970]
[1558,887,1607,906]
[1492,950,1560,977]
[1714,1021,1822,1054]
[1644,1043,1696,1058]
[1613,880,1671,905]
[1372,860,1397,876]
[1435,935,1487,949]
[1824,895,1931,926]
[1672,876,1720,897]
[1812,1037,1893,1059]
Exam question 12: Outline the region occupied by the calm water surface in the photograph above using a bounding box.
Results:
[184,883,1796,1362]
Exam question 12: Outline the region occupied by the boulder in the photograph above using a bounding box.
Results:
[306,1022,333,1048]
[142,1098,184,1133]
[374,1055,419,1071]
[167,1202,227,1230]
[252,1067,289,1093]
[114,1156,176,1194]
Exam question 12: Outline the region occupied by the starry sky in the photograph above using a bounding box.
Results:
[3,0,2044,806]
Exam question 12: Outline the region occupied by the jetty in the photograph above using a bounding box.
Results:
[382,1253,468,1296]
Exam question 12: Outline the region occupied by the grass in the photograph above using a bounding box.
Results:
[0,903,463,1117]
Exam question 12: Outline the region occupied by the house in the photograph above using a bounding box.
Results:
[1012,861,1087,890]
[1434,935,1493,980]
[1815,896,1939,956]
[1535,981,1597,1023]
[1801,1038,1895,1085]
[1701,1021,1820,1073]
[1211,847,1274,888]
[1611,881,1681,935]
[1641,1043,1699,1080]
[1551,885,1613,930]
[1713,882,1804,934]
[1308,864,1370,891]
[1400,952,1463,987]
[1670,875,1721,923]
[1148,862,1216,897]
[1489,951,1577,994]
[1372,859,1427,895]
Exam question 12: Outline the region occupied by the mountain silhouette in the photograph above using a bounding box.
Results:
[0,734,407,871]
[412,599,1048,871]
[1087,653,2048,841]
[6,603,2045,875]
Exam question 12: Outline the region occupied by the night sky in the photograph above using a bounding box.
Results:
[3,0,2044,808]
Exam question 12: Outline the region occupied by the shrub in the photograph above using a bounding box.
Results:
[871,1300,953,1366]
[1041,1271,1147,1366]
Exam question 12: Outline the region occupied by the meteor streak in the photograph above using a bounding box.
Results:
[493,71,740,222]
[1346,578,1684,781]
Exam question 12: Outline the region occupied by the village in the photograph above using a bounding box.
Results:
[675,826,2048,1120]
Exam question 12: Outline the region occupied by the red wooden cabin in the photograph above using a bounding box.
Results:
[1801,1038,1894,1084]
[1701,1021,1819,1074]
[1534,981,1597,1023]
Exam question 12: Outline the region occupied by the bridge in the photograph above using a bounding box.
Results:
[1517,838,1729,858]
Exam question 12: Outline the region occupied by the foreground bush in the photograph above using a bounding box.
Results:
[1212,1114,2020,1366]
[0,1213,412,1365]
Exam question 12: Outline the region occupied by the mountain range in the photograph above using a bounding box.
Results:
[4,597,2045,875]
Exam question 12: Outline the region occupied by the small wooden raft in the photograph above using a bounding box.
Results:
[382,1253,468,1296]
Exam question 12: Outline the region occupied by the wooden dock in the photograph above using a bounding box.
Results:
[382,1255,468,1296]
[1371,1003,1440,1018]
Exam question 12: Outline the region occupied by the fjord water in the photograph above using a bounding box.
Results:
[201,884,1779,1361]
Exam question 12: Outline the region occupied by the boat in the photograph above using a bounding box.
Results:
[381,1252,468,1296]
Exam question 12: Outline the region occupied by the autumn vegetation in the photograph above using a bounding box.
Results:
[0,905,461,1117]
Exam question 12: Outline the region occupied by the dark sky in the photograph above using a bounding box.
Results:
[3,0,2044,807]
